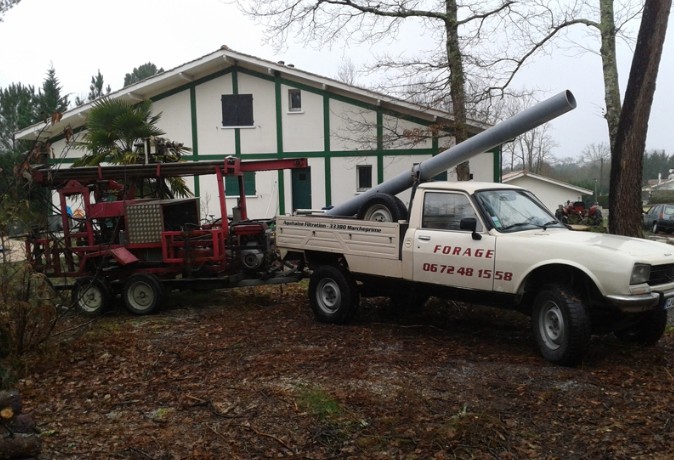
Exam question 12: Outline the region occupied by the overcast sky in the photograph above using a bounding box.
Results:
[0,0,672,161]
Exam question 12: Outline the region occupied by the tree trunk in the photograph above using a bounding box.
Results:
[599,0,622,151]
[609,0,671,236]
[445,0,470,181]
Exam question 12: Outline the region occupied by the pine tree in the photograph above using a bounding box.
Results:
[0,83,36,152]
[34,66,69,122]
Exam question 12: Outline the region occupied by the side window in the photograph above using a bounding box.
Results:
[288,89,302,112]
[221,94,254,127]
[422,192,478,231]
[357,165,372,192]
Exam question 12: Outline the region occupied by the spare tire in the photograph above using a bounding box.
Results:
[357,193,408,222]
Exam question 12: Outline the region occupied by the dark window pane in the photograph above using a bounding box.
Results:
[221,94,254,126]
[289,89,302,111]
[357,165,372,191]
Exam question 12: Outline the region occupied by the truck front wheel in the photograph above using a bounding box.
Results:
[532,286,590,366]
[309,265,359,324]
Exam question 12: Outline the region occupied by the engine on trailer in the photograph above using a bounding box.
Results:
[230,221,276,273]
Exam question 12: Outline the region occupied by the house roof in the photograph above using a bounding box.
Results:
[15,46,489,142]
[644,177,674,191]
[502,170,593,195]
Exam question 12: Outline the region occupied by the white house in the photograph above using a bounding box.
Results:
[502,170,593,213]
[15,46,497,220]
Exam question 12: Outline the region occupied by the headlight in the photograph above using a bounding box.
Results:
[630,263,651,285]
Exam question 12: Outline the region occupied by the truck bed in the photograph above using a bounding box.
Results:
[276,215,403,278]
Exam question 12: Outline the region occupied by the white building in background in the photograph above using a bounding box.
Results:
[15,46,498,219]
[502,170,592,213]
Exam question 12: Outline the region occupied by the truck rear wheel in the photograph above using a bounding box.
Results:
[123,273,164,315]
[532,286,590,366]
[614,308,667,346]
[72,277,111,317]
[357,193,408,222]
[309,265,359,324]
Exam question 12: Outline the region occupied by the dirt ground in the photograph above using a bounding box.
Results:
[18,283,674,460]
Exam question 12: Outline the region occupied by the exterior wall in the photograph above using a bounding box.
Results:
[469,152,498,182]
[154,90,192,150]
[329,101,377,151]
[281,86,324,153]
[238,74,277,154]
[194,75,235,156]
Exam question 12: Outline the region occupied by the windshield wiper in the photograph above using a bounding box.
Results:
[501,221,534,231]
[502,219,559,231]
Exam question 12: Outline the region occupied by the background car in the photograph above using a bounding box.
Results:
[642,203,674,233]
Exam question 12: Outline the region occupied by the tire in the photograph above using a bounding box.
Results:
[531,286,591,366]
[309,265,359,324]
[72,277,111,317]
[123,273,164,315]
[357,194,408,222]
[652,222,659,233]
[614,308,667,346]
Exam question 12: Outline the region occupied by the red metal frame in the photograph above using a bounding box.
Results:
[27,157,308,281]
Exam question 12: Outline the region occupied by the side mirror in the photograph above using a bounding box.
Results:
[460,217,482,240]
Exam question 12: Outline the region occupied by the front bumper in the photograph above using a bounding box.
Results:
[606,288,674,313]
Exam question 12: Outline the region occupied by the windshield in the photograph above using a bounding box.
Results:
[474,189,563,233]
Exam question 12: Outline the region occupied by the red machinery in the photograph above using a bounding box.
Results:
[26,156,308,316]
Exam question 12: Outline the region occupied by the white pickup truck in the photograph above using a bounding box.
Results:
[277,182,674,365]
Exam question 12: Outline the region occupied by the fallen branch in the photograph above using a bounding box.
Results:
[244,422,293,452]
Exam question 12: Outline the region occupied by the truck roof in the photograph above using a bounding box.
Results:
[416,181,522,194]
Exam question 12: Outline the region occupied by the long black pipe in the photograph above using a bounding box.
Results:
[326,90,577,217]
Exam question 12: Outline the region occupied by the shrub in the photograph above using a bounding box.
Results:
[0,262,58,389]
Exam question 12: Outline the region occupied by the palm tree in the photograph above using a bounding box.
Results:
[75,98,192,198]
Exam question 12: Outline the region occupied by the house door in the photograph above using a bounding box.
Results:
[291,168,312,211]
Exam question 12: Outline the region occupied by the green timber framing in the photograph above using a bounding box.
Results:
[42,65,500,215]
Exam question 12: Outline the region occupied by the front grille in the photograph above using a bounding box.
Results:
[649,264,674,286]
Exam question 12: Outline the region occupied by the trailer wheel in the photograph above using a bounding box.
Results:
[614,308,667,346]
[72,277,111,317]
[123,273,164,315]
[357,193,408,222]
[309,265,359,324]
[531,285,590,366]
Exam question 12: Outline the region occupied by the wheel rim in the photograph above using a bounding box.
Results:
[365,205,393,222]
[127,281,155,311]
[77,284,104,313]
[316,278,341,314]
[538,301,565,351]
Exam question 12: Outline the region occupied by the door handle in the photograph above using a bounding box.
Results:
[418,235,431,241]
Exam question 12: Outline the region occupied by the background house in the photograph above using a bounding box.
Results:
[643,174,674,204]
[15,46,498,220]
[502,170,592,213]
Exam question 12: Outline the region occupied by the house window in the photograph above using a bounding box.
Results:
[357,165,373,192]
[221,94,254,127]
[288,89,302,112]
[225,172,256,197]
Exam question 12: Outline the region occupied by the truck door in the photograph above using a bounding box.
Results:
[412,191,496,291]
